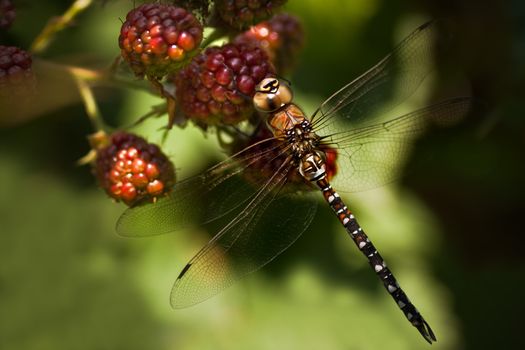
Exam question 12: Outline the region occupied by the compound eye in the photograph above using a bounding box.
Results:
[253,78,293,112]
[256,78,279,93]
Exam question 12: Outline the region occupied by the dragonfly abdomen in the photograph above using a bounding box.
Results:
[316,177,437,344]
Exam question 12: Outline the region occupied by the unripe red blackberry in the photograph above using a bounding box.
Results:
[0,0,15,29]
[215,0,287,30]
[234,13,304,74]
[118,3,203,79]
[94,132,175,206]
[174,42,275,125]
[0,45,36,98]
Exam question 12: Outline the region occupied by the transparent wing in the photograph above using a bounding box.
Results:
[311,21,441,135]
[116,137,289,237]
[322,98,471,192]
[170,164,317,308]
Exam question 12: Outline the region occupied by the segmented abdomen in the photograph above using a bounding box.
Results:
[316,177,436,343]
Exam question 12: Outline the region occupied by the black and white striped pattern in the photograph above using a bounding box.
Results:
[316,177,437,344]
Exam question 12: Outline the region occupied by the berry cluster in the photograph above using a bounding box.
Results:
[96,1,305,205]
[116,1,301,128]
[0,1,314,208]
[94,132,175,206]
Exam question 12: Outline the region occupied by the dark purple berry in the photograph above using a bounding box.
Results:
[174,42,275,125]
[0,45,36,99]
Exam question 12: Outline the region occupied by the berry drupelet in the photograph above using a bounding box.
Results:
[234,13,304,74]
[215,0,287,30]
[174,42,275,125]
[119,3,203,79]
[0,0,15,29]
[94,132,175,206]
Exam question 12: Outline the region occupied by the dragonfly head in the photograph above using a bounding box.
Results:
[253,77,293,112]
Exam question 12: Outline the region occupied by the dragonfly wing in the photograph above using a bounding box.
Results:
[116,137,287,237]
[170,165,318,308]
[324,98,471,192]
[311,21,441,135]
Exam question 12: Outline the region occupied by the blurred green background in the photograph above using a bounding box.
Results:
[1,1,524,349]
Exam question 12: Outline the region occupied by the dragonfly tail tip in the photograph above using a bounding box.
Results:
[416,318,437,344]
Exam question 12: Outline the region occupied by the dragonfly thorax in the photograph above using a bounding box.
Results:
[298,151,327,182]
[285,118,326,182]
[286,121,320,157]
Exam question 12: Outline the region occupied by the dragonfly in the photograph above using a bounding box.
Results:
[117,21,470,344]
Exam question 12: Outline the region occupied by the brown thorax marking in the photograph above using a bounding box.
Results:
[254,78,327,182]
[267,105,326,182]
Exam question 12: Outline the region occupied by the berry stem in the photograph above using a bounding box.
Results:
[74,74,108,133]
[128,102,169,129]
[148,77,177,129]
[59,62,154,94]
[30,0,93,54]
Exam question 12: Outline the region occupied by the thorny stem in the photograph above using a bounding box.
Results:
[31,0,94,54]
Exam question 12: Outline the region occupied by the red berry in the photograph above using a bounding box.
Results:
[174,42,275,125]
[118,3,203,79]
[215,0,287,30]
[94,132,175,206]
[234,13,304,74]
[0,0,15,30]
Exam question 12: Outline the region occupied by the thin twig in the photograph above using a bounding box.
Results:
[74,74,107,133]
[31,0,94,54]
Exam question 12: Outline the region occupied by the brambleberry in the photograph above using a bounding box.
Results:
[93,132,175,206]
[118,3,203,79]
[215,0,287,30]
[0,45,36,99]
[234,13,304,74]
[174,42,274,125]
